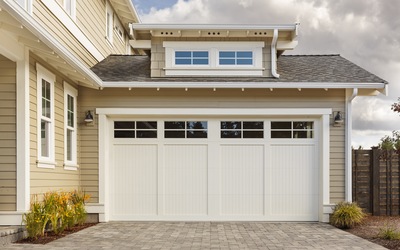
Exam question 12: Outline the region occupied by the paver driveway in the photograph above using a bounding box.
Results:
[5,222,385,249]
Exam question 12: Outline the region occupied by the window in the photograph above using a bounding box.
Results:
[106,1,114,44]
[164,41,264,76]
[175,51,209,65]
[114,18,124,43]
[114,121,157,138]
[271,121,314,139]
[55,0,76,19]
[15,0,32,13]
[64,83,77,169]
[36,64,55,168]
[219,51,253,65]
[221,121,264,138]
[164,121,208,138]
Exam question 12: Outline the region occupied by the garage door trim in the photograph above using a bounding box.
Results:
[95,108,332,222]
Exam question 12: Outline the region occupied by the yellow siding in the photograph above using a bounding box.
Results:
[0,55,16,211]
[29,54,80,195]
[31,0,131,69]
[78,87,346,203]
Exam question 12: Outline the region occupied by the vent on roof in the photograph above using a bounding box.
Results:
[207,32,221,36]
[160,31,175,36]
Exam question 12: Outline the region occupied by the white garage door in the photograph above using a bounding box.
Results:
[110,119,319,221]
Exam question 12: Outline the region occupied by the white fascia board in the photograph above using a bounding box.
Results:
[96,108,332,116]
[123,0,141,23]
[130,23,297,31]
[101,81,386,90]
[0,0,103,87]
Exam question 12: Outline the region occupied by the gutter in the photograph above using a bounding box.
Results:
[345,88,358,202]
[0,0,103,88]
[271,29,280,78]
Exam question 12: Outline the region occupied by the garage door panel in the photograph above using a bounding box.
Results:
[220,145,264,215]
[111,144,158,217]
[164,145,208,215]
[269,144,318,220]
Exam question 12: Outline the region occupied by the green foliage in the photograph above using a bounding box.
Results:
[378,224,400,240]
[378,131,400,151]
[23,190,90,239]
[392,98,400,113]
[22,195,49,239]
[330,202,365,229]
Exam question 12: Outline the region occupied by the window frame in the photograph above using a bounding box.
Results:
[64,82,78,170]
[62,0,76,20]
[15,0,33,14]
[36,64,56,168]
[270,121,315,139]
[173,51,210,67]
[114,17,125,44]
[164,41,264,76]
[106,1,114,45]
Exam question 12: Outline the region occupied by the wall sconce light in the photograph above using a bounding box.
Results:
[333,111,344,127]
[84,110,94,124]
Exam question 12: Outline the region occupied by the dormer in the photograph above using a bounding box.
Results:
[129,24,299,78]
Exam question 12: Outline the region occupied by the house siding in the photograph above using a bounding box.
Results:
[32,0,130,69]
[29,54,80,196]
[150,37,272,78]
[0,55,17,211]
[78,87,345,204]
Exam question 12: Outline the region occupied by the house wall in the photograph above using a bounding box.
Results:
[78,87,346,204]
[29,53,80,196]
[150,37,272,78]
[0,55,17,211]
[32,0,130,68]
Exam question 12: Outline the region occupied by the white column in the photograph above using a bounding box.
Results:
[16,48,30,212]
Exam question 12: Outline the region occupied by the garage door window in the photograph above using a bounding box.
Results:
[164,121,208,138]
[114,121,157,138]
[271,121,314,138]
[221,121,264,138]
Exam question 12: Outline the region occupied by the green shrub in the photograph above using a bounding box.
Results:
[379,224,400,240]
[23,190,90,239]
[330,202,365,229]
[22,195,49,239]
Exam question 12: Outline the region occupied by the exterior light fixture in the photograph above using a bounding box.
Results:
[84,110,94,123]
[333,111,344,126]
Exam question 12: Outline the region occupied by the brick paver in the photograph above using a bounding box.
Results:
[4,222,385,249]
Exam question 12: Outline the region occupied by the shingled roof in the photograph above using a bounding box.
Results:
[91,54,387,83]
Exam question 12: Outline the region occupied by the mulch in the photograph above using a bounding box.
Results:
[16,223,97,245]
[345,216,400,250]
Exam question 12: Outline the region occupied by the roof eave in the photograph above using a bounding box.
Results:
[101,81,386,92]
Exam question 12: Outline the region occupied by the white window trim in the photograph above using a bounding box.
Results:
[106,1,114,46]
[114,17,125,44]
[15,0,33,15]
[62,0,77,20]
[163,41,264,76]
[63,82,78,170]
[36,64,56,168]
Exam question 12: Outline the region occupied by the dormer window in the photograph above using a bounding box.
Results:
[164,41,264,77]
[175,51,209,65]
[219,51,253,65]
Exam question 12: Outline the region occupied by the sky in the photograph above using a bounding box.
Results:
[131,0,400,148]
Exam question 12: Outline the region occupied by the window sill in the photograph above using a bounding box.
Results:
[36,160,57,169]
[64,164,79,171]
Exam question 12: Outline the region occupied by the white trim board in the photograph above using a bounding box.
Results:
[0,212,25,225]
[40,0,104,62]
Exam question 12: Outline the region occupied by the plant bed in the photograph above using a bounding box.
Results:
[345,216,400,250]
[16,223,97,245]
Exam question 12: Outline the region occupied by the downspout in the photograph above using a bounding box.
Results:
[271,29,280,78]
[345,88,358,202]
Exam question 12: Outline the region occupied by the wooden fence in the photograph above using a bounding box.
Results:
[352,148,400,215]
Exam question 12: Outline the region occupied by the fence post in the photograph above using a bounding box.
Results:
[371,147,380,215]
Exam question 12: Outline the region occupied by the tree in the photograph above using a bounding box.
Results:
[392,98,400,113]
